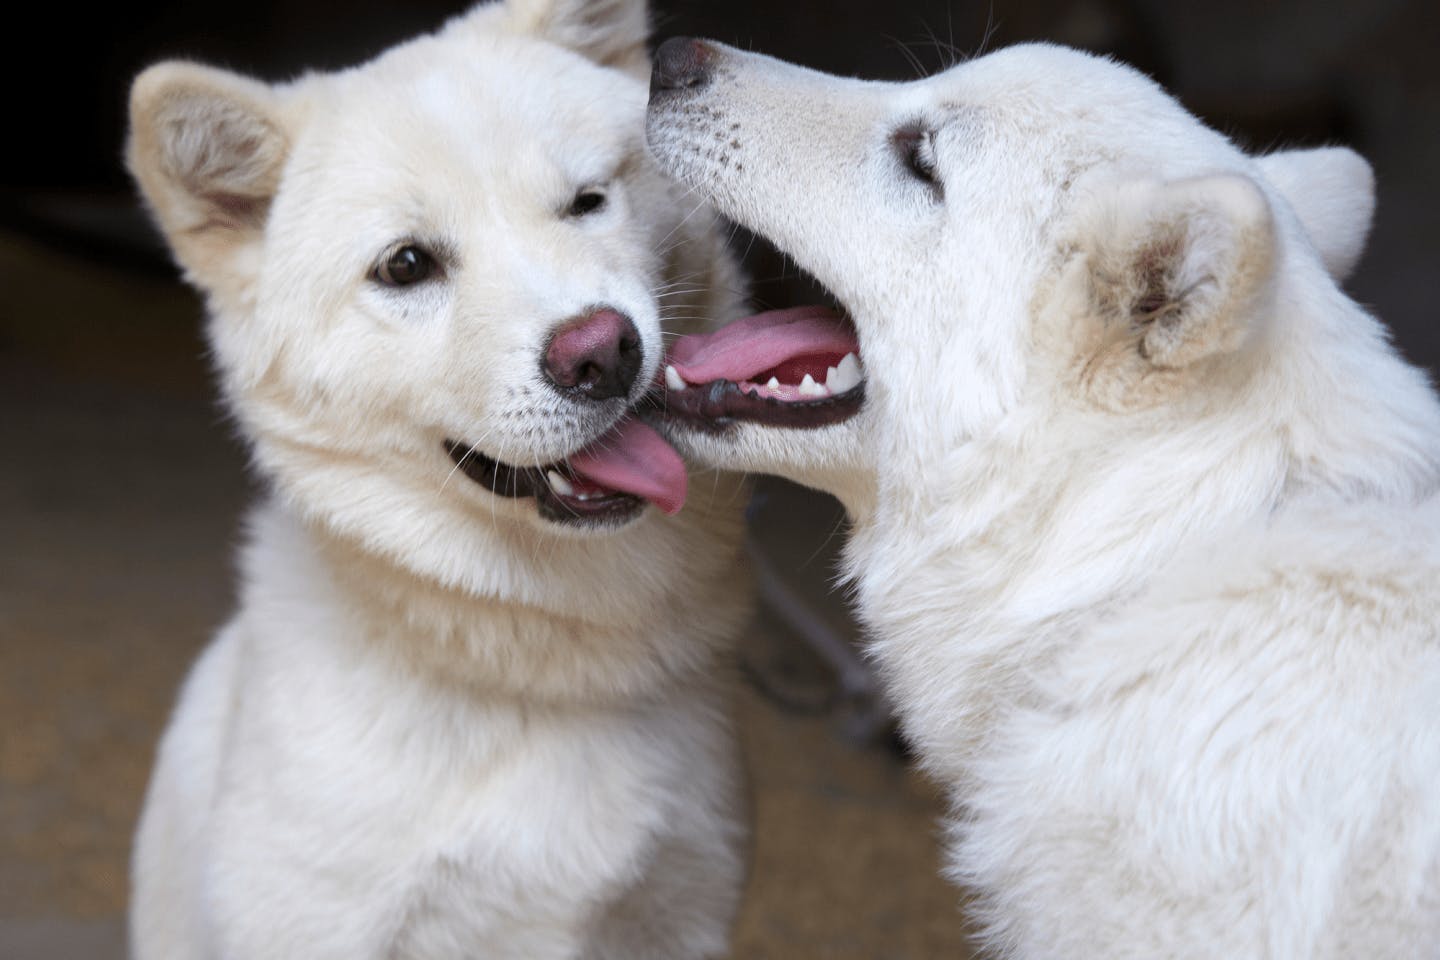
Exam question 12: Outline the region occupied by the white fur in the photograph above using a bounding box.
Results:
[1255,146,1375,281]
[127,3,754,958]
[648,41,1440,958]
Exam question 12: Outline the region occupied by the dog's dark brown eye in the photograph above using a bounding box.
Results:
[893,124,940,191]
[374,245,435,286]
[568,189,607,217]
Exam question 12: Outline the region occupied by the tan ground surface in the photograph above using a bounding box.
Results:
[0,232,977,958]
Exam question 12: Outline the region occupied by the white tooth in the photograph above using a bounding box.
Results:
[547,470,575,497]
[766,377,781,390]
[830,353,863,393]
[798,373,828,398]
[665,365,686,391]
[824,365,840,391]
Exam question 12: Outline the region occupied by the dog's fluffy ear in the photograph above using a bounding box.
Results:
[1089,175,1276,370]
[127,61,290,299]
[1256,146,1374,282]
[503,0,649,76]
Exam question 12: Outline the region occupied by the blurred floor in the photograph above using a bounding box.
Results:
[0,231,975,958]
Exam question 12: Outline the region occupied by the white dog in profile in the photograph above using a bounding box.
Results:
[646,37,1440,959]
[125,3,755,957]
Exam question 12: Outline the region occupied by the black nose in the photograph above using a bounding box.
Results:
[651,37,715,95]
[543,308,642,402]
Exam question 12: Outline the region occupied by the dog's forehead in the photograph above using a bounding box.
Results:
[929,46,1226,159]
[921,45,1157,109]
[295,38,643,198]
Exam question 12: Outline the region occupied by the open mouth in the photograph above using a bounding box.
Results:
[444,416,687,527]
[651,305,865,430]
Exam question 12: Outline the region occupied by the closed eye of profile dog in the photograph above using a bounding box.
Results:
[646,37,1440,959]
[124,2,756,958]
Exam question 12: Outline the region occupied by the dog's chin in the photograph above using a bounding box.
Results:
[443,440,649,530]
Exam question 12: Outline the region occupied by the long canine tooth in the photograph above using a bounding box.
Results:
[830,353,863,393]
[766,377,781,390]
[798,373,828,398]
[824,365,840,391]
[547,470,575,497]
[664,365,687,391]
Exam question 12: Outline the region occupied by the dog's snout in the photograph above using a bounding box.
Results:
[651,37,715,95]
[543,308,642,402]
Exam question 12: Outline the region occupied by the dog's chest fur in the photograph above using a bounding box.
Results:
[192,503,739,958]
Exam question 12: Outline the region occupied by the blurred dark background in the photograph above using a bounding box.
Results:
[1,2,1436,958]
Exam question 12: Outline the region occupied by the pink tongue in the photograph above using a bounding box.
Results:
[568,417,688,516]
[667,305,856,384]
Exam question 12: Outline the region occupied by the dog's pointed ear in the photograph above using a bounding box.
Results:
[1256,146,1374,282]
[127,61,291,300]
[504,0,649,77]
[1090,175,1277,370]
